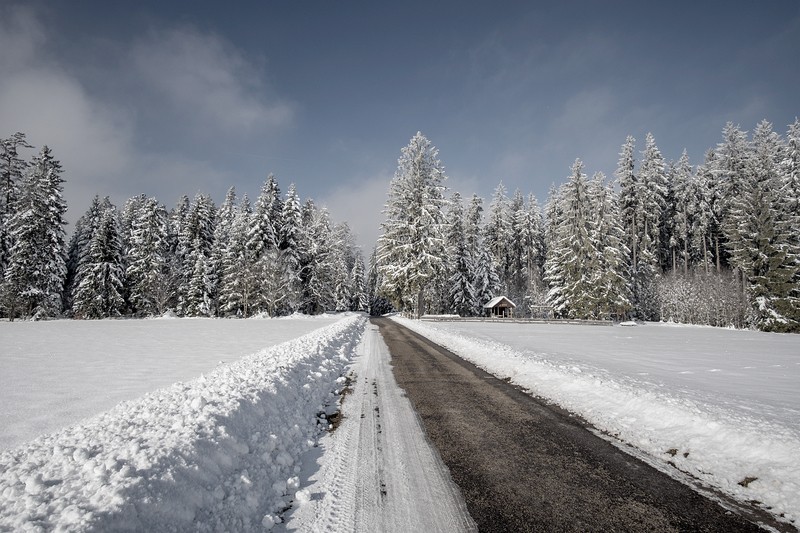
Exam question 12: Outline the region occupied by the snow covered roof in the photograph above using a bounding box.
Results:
[483,296,516,309]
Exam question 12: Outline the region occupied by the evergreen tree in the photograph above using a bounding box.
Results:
[2,146,67,319]
[485,183,511,293]
[184,237,215,317]
[248,174,282,259]
[72,199,125,318]
[125,197,171,316]
[331,222,356,312]
[727,120,799,330]
[349,255,368,312]
[119,195,146,257]
[715,122,750,272]
[0,133,32,291]
[377,132,447,317]
[588,173,631,319]
[521,194,547,312]
[473,244,501,311]
[296,199,327,314]
[277,184,303,312]
[367,246,392,316]
[638,132,668,270]
[210,186,238,315]
[616,136,638,273]
[507,189,528,305]
[694,150,722,273]
[219,195,264,317]
[669,150,696,275]
[782,118,800,222]
[176,193,216,315]
[65,196,104,313]
[445,192,477,316]
[280,185,302,258]
[545,160,597,318]
[465,194,486,312]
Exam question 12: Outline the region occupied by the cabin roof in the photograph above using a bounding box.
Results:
[483,296,516,309]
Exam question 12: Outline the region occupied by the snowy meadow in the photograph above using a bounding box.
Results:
[0,314,365,531]
[396,318,800,529]
[0,314,342,451]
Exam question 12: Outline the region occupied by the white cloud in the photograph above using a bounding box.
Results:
[130,27,293,134]
[0,69,133,178]
[1,8,295,226]
[0,6,136,222]
[0,5,45,71]
[319,174,391,253]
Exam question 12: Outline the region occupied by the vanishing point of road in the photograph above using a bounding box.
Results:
[373,317,783,533]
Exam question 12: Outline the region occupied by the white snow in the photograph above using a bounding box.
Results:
[0,314,342,450]
[393,317,800,528]
[0,314,365,532]
[284,322,476,532]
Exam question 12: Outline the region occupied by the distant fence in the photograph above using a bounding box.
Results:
[419,315,613,326]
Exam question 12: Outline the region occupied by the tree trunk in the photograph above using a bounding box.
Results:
[683,231,689,277]
[631,216,638,272]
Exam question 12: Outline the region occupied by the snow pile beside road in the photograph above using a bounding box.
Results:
[394,317,800,527]
[0,314,366,532]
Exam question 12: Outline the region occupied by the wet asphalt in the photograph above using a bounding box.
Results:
[372,317,783,533]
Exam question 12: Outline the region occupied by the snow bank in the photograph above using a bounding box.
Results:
[0,315,366,532]
[394,317,800,528]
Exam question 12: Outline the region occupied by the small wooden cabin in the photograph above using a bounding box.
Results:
[483,296,516,318]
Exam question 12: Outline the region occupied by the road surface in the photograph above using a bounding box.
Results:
[374,317,772,532]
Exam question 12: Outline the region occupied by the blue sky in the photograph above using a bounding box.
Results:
[1,1,798,250]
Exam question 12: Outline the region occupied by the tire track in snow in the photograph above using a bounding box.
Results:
[285,324,476,532]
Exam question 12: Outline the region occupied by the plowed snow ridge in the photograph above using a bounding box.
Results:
[0,315,366,532]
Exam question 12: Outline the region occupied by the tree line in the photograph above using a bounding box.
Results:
[376,120,800,332]
[4,119,799,331]
[0,133,367,320]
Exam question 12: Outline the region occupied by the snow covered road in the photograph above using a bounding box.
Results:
[285,322,476,532]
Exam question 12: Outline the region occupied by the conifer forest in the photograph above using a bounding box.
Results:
[2,118,799,332]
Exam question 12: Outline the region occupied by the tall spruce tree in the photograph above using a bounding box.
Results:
[248,174,282,260]
[72,199,125,318]
[545,160,598,318]
[1,133,32,293]
[125,197,171,316]
[349,254,368,312]
[669,150,696,275]
[485,183,511,293]
[177,193,216,315]
[616,136,638,272]
[446,192,477,316]
[2,146,67,319]
[727,121,799,330]
[220,195,262,317]
[588,173,631,319]
[377,132,447,317]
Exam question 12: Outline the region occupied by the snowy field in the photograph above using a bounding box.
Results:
[0,314,366,531]
[0,314,341,451]
[395,318,800,530]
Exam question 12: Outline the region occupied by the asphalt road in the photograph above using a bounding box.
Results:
[373,317,775,533]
